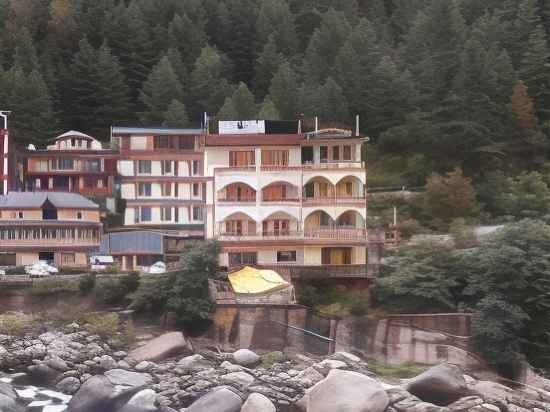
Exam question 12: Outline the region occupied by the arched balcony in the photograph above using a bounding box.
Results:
[303,175,365,205]
[217,182,256,203]
[261,181,299,203]
[261,211,300,238]
[218,212,257,239]
[335,176,365,202]
[304,210,366,240]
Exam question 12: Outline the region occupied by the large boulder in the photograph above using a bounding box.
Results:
[241,393,276,412]
[187,387,242,412]
[304,369,388,412]
[405,363,469,406]
[117,389,158,412]
[0,393,23,412]
[128,332,192,363]
[26,364,60,386]
[67,375,142,412]
[104,369,153,388]
[232,349,260,367]
[0,382,17,400]
[56,376,81,394]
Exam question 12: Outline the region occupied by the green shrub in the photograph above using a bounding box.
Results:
[0,312,36,336]
[5,266,26,275]
[96,273,141,305]
[58,266,87,275]
[30,278,79,296]
[129,276,168,314]
[84,312,120,340]
[79,273,97,294]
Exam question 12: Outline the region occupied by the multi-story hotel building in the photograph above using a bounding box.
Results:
[0,192,101,266]
[204,124,368,279]
[22,131,118,198]
[112,127,207,237]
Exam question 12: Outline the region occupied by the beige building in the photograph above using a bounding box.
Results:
[204,126,368,278]
[0,192,101,266]
[112,127,206,237]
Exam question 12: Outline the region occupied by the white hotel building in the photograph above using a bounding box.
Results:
[204,124,369,279]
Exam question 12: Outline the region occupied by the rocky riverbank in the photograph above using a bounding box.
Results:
[1,324,550,412]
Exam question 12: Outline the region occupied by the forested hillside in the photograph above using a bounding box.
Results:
[1,0,550,182]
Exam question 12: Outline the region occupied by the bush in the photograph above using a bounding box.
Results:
[398,218,425,239]
[84,312,120,340]
[58,266,87,275]
[129,277,168,314]
[0,312,36,336]
[5,266,26,275]
[42,302,89,326]
[96,273,141,305]
[30,278,79,296]
[79,273,96,294]
[449,218,478,249]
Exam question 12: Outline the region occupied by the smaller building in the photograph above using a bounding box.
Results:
[22,131,118,198]
[0,192,101,266]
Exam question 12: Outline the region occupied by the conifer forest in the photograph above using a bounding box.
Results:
[1,0,550,183]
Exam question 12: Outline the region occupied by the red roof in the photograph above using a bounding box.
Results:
[206,134,304,146]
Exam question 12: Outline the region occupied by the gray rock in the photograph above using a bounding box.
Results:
[177,355,212,373]
[104,369,154,387]
[232,349,260,367]
[447,396,483,412]
[293,367,324,387]
[241,393,276,412]
[0,382,17,400]
[98,355,117,370]
[405,363,469,406]
[128,332,192,363]
[56,376,81,395]
[45,356,69,372]
[27,364,60,385]
[220,361,243,373]
[0,393,23,412]
[135,361,155,372]
[187,387,242,412]
[471,404,501,412]
[67,375,142,412]
[304,369,388,412]
[221,372,255,389]
[315,359,347,370]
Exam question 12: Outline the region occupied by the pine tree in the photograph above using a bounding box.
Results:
[217,82,257,120]
[269,60,299,119]
[165,47,187,87]
[255,35,283,98]
[163,99,190,127]
[139,56,184,125]
[511,80,538,131]
[257,96,280,120]
[47,0,79,59]
[190,46,232,117]
[13,27,39,74]
[168,13,206,68]
[302,77,349,121]
[519,25,550,121]
[0,68,54,146]
[256,0,298,55]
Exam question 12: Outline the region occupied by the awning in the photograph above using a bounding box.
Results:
[228,266,289,294]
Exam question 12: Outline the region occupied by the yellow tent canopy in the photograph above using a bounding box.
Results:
[228,266,290,294]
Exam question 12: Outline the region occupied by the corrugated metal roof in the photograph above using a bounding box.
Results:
[206,134,304,146]
[112,126,203,135]
[0,192,99,209]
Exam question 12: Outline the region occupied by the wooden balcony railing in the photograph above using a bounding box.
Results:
[261,198,300,203]
[303,196,366,205]
[33,186,111,195]
[217,197,256,203]
[256,264,373,278]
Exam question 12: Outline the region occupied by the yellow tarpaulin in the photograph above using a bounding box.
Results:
[228,266,289,294]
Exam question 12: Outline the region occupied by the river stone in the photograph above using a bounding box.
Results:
[104,369,153,387]
[128,332,192,362]
[293,367,324,386]
[27,364,60,386]
[56,376,81,394]
[0,382,17,399]
[232,349,260,367]
[405,363,468,406]
[67,375,142,412]
[221,371,255,389]
[471,381,514,401]
[187,387,243,412]
[305,369,389,412]
[177,354,213,373]
[0,393,23,412]
[241,393,276,412]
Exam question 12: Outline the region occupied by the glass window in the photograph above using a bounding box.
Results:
[332,146,340,161]
[154,135,172,149]
[77,211,82,219]
[192,206,203,221]
[161,160,172,175]
[229,252,257,266]
[302,146,314,164]
[277,250,297,262]
[138,160,151,174]
[229,151,255,167]
[161,183,171,196]
[261,150,289,166]
[343,145,352,161]
[140,207,152,222]
[138,183,152,197]
[161,207,172,221]
[192,160,200,175]
[320,146,328,163]
[178,136,195,150]
[193,183,199,196]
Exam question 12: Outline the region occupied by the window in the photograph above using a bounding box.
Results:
[161,160,172,175]
[77,211,82,220]
[61,253,75,266]
[138,183,152,197]
[17,211,23,219]
[161,182,172,197]
[320,146,328,163]
[85,159,101,172]
[332,146,340,161]
[345,182,353,196]
[35,179,41,189]
[193,183,199,196]
[55,158,74,170]
[140,207,152,222]
[261,150,289,166]
[229,252,257,266]
[154,135,172,149]
[225,220,243,235]
[134,208,139,223]
[320,212,331,226]
[229,151,255,167]
[302,146,314,164]
[192,160,200,176]
[161,207,172,221]
[192,206,203,221]
[178,135,195,150]
[277,251,297,262]
[319,182,329,198]
[137,160,152,174]
[343,145,352,161]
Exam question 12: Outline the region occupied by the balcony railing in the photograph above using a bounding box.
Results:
[303,196,366,205]
[1,238,100,247]
[217,228,367,241]
[261,198,300,203]
[31,186,111,195]
[217,196,256,203]
[255,264,373,278]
